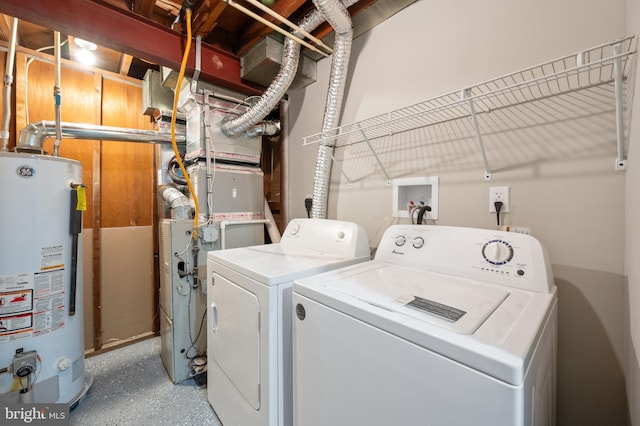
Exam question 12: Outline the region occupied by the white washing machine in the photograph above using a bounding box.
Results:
[206,218,370,426]
[293,225,557,426]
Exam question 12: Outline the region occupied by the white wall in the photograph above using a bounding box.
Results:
[288,0,632,424]
[626,0,640,423]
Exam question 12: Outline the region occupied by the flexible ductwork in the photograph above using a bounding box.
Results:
[1,17,18,152]
[310,0,354,219]
[244,120,281,138]
[17,120,186,152]
[219,0,356,220]
[220,1,358,138]
[159,185,192,220]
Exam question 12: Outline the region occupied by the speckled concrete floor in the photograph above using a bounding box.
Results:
[70,337,220,426]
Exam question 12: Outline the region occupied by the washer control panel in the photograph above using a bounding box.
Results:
[375,225,553,293]
[482,240,514,265]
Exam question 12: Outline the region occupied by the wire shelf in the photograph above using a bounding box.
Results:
[303,36,637,181]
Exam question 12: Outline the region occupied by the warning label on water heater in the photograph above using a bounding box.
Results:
[0,269,66,341]
[41,245,65,271]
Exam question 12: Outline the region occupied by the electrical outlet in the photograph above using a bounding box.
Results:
[489,186,510,213]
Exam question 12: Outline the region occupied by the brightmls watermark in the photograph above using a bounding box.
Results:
[2,404,69,425]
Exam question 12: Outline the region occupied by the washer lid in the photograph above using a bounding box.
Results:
[326,265,509,335]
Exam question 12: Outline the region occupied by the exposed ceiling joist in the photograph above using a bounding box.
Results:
[0,0,263,94]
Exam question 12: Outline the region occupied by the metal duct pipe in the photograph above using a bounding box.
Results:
[159,185,192,220]
[310,0,354,219]
[1,17,18,152]
[243,120,280,138]
[17,120,186,152]
[220,1,358,138]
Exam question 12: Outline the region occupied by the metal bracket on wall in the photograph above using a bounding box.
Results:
[462,88,492,181]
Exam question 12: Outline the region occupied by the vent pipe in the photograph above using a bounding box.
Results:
[220,0,359,139]
[310,0,354,219]
[17,121,186,152]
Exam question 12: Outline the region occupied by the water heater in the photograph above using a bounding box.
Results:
[0,152,89,405]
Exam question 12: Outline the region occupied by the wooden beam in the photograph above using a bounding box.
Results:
[133,0,157,17]
[192,0,226,39]
[0,14,12,41]
[117,53,133,75]
[0,0,263,94]
[92,73,103,351]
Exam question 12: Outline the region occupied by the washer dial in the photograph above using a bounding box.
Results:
[482,240,514,265]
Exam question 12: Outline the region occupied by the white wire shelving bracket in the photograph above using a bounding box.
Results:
[303,35,637,182]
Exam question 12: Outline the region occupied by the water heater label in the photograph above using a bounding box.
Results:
[0,269,66,340]
[41,245,64,271]
[0,313,32,339]
[0,290,33,315]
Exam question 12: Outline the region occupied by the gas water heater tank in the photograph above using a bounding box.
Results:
[0,152,89,405]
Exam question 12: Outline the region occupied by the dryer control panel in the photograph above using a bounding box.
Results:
[376,225,553,293]
[280,218,370,259]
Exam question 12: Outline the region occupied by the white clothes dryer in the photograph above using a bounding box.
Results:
[206,218,370,426]
[293,225,557,426]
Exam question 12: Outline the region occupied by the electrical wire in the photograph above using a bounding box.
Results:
[170,8,199,240]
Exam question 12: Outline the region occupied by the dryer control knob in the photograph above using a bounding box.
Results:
[289,222,301,235]
[337,231,345,239]
[482,240,514,265]
[395,235,406,246]
[412,236,424,249]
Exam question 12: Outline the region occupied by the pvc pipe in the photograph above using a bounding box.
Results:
[1,17,18,152]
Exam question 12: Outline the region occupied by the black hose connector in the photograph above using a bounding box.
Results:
[178,1,196,22]
[416,205,432,225]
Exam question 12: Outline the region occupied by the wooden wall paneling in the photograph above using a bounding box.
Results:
[100,76,153,228]
[99,75,156,343]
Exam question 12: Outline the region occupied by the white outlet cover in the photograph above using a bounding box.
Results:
[489,186,509,213]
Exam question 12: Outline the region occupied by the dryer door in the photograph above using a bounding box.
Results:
[210,272,261,409]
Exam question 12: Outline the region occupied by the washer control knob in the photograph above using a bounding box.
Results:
[482,240,514,265]
[337,231,345,239]
[395,235,406,247]
[412,236,424,249]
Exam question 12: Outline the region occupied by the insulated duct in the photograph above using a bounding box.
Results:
[220,0,358,138]
[310,0,354,219]
[17,120,186,152]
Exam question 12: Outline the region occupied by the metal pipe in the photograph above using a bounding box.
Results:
[1,17,18,152]
[243,120,280,138]
[52,31,62,156]
[310,0,354,219]
[17,120,186,152]
[242,0,333,55]
[224,0,330,57]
